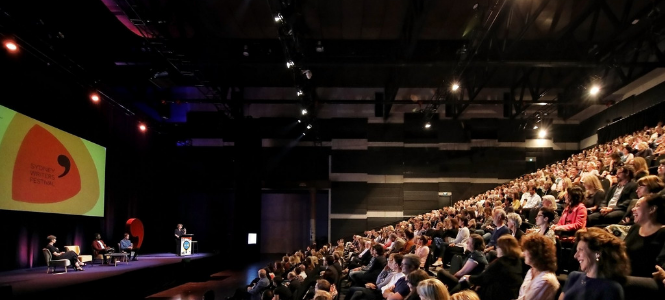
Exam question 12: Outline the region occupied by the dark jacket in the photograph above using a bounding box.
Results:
[601,181,638,212]
[362,255,387,284]
[469,256,523,300]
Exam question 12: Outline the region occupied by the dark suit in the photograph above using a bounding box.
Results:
[360,255,386,284]
[588,181,638,226]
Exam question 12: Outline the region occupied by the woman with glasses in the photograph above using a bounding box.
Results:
[526,207,556,244]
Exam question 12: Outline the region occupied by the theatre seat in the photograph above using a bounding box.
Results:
[64,245,92,266]
[43,248,70,274]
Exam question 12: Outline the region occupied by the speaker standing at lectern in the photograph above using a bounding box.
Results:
[174,223,186,254]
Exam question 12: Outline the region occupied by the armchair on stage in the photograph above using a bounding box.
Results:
[64,245,92,266]
[42,249,70,274]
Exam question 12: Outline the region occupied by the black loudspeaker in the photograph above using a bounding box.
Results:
[375,92,384,117]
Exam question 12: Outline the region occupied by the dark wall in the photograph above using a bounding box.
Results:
[580,81,665,139]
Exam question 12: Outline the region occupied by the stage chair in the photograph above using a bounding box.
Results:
[42,248,70,273]
[64,245,92,266]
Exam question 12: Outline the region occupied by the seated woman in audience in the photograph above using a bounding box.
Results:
[559,227,629,300]
[414,236,429,269]
[622,145,635,164]
[436,234,488,291]
[624,189,665,278]
[632,157,650,181]
[45,235,85,271]
[551,186,586,236]
[416,279,450,300]
[346,253,405,300]
[506,213,524,241]
[635,141,653,158]
[582,174,606,214]
[518,234,559,300]
[461,235,523,300]
[449,290,479,300]
[540,196,559,224]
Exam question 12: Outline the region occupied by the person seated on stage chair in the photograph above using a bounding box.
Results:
[120,233,138,261]
[92,233,113,264]
[46,235,85,271]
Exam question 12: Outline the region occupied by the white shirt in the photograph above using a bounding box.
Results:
[380,272,405,294]
[607,184,625,208]
[521,193,542,209]
[517,269,559,300]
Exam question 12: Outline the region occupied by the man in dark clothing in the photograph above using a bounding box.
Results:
[273,276,293,300]
[588,165,638,226]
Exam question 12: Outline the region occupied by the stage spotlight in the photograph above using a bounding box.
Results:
[425,122,431,129]
[589,85,600,96]
[538,129,547,138]
[306,124,312,129]
[90,94,100,102]
[533,125,539,130]
[243,45,249,57]
[139,124,147,132]
[302,69,312,79]
[315,41,324,53]
[4,41,18,52]
[632,18,640,24]
[451,83,460,91]
[274,13,283,23]
[297,119,301,123]
[302,132,306,136]
[297,90,303,96]
[301,109,308,115]
[286,60,295,68]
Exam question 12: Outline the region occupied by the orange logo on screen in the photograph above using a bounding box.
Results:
[12,125,81,203]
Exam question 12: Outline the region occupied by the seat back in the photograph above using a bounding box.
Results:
[42,249,52,266]
[64,245,80,255]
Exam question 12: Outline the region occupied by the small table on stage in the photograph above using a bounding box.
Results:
[105,253,129,266]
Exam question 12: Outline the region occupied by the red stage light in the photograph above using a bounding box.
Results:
[139,124,147,132]
[4,41,18,52]
[90,94,100,102]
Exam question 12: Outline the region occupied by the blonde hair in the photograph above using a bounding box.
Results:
[416,278,450,300]
[450,290,480,300]
[633,157,648,174]
[583,174,603,195]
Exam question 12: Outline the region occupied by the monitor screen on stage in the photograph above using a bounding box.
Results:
[0,104,106,217]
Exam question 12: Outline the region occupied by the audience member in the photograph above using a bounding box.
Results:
[518,234,559,300]
[416,279,450,300]
[588,165,638,226]
[559,228,629,300]
[552,186,587,235]
[624,192,665,278]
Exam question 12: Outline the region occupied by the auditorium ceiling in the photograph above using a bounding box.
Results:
[2,0,665,132]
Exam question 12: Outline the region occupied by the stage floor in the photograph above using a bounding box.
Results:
[0,253,215,299]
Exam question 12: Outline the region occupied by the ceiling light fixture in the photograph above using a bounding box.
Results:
[243,45,249,57]
[90,94,100,102]
[297,90,303,96]
[533,125,539,130]
[632,19,640,25]
[301,109,308,115]
[451,83,460,91]
[139,124,147,132]
[589,85,600,96]
[315,41,324,53]
[425,122,432,129]
[274,13,283,23]
[286,60,294,68]
[306,124,312,129]
[538,129,547,138]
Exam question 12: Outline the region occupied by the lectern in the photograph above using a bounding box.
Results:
[178,234,194,256]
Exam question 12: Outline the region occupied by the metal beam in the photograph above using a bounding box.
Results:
[169,99,594,105]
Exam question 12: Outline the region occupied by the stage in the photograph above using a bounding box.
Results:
[0,253,220,300]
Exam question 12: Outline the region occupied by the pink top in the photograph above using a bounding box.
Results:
[415,245,429,268]
[557,203,587,232]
